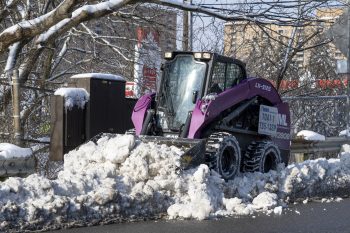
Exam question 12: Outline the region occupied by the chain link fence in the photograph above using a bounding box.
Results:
[285,96,348,137]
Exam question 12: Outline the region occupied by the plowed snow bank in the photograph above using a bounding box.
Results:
[0,135,349,231]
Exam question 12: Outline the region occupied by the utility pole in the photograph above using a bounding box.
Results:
[11,70,23,147]
[189,0,193,51]
[347,7,350,137]
[182,0,189,51]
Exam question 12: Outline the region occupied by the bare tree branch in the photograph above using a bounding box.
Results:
[0,0,84,52]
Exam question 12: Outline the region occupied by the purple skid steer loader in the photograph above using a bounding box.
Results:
[131,51,291,180]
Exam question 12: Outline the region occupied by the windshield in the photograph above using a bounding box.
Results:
[158,55,207,130]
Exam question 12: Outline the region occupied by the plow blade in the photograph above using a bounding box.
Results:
[139,136,206,169]
[91,133,206,170]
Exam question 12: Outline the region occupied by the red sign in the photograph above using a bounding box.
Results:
[267,80,299,90]
[267,78,348,90]
[143,67,157,77]
[136,27,160,48]
[280,80,299,90]
[142,66,157,93]
[135,27,160,95]
[316,79,347,89]
[125,81,136,98]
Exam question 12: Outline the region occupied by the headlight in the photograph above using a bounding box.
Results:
[194,52,202,59]
[202,53,211,59]
[164,52,173,59]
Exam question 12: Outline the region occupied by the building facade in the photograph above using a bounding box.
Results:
[223,7,346,89]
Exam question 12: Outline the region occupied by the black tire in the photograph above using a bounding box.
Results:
[205,132,241,180]
[243,141,281,173]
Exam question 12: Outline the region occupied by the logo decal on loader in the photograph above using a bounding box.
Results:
[278,114,288,127]
[255,82,271,92]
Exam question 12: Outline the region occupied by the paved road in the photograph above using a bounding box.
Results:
[55,198,350,233]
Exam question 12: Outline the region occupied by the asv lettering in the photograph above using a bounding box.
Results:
[255,83,271,92]
[278,113,288,126]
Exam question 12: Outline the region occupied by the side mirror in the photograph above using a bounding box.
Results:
[192,90,198,104]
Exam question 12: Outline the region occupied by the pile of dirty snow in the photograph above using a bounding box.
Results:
[297,130,325,141]
[1,134,350,231]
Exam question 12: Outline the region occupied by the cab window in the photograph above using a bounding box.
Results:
[225,63,244,89]
[209,62,226,94]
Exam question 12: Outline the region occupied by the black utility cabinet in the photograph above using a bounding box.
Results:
[49,95,86,161]
[69,76,133,140]
[50,74,137,161]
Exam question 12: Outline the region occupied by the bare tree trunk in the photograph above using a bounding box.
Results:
[12,70,24,146]
[276,26,297,91]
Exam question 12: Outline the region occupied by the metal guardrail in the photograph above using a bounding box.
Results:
[0,156,36,178]
[291,137,350,154]
[283,95,348,101]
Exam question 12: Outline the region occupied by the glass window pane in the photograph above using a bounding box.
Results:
[209,62,226,93]
[159,55,206,129]
[226,63,243,89]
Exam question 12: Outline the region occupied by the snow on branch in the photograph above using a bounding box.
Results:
[36,0,134,45]
[150,0,328,26]
[0,0,81,53]
[0,0,334,55]
[80,23,132,62]
[150,0,298,25]
[150,0,253,22]
[5,42,21,72]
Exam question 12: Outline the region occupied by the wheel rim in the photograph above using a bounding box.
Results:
[221,146,237,176]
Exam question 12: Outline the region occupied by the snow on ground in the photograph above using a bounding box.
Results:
[1,134,350,231]
[0,143,32,159]
[54,88,89,110]
[296,130,326,141]
[339,129,350,137]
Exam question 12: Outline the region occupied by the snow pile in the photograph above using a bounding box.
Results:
[54,88,89,110]
[339,129,350,137]
[167,165,224,220]
[296,130,326,141]
[341,144,350,154]
[1,134,350,231]
[0,143,32,159]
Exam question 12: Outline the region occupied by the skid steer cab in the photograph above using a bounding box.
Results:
[131,51,291,180]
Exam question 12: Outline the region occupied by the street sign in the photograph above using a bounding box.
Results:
[326,9,349,58]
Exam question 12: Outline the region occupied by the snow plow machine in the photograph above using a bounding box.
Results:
[130,51,291,180]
